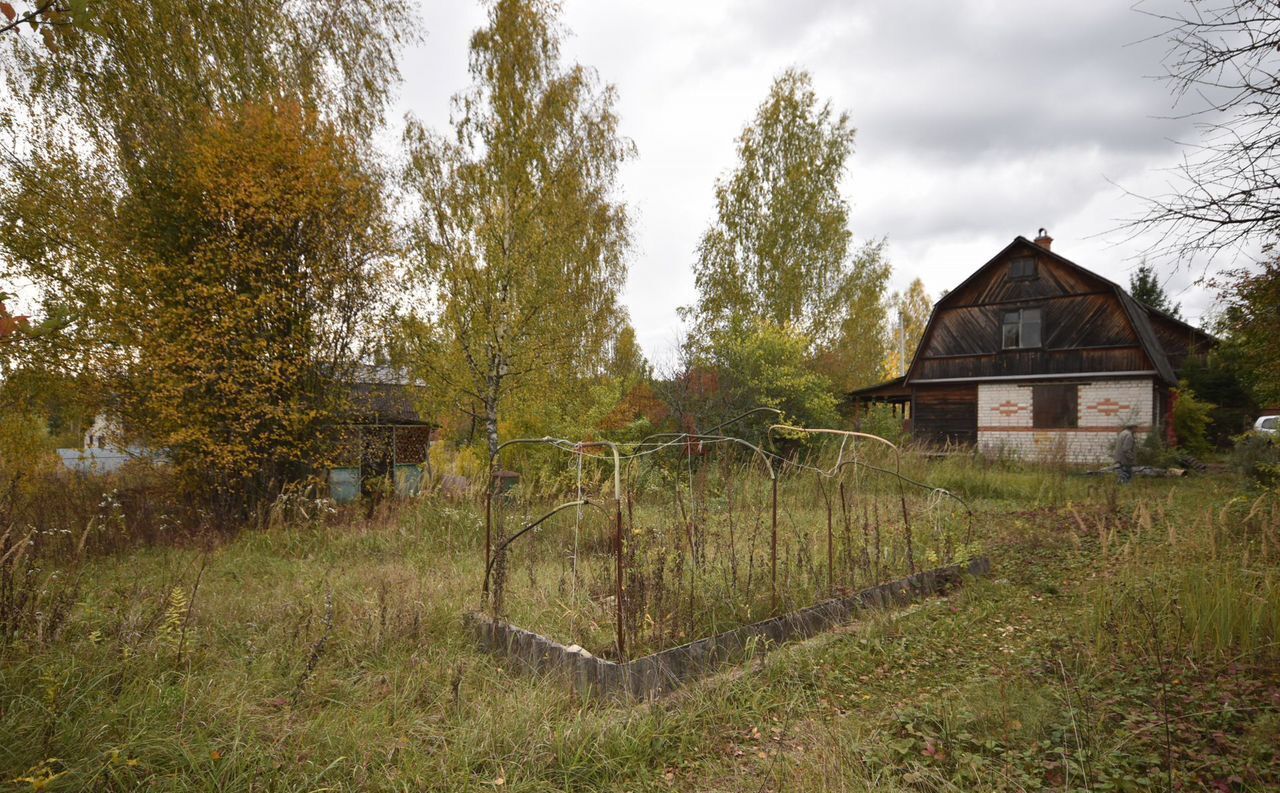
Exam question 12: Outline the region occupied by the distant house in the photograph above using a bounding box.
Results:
[58,366,433,499]
[57,414,159,474]
[328,364,434,503]
[851,232,1215,463]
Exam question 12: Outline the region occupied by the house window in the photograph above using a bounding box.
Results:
[1032,384,1078,428]
[1002,308,1042,349]
[1009,256,1037,279]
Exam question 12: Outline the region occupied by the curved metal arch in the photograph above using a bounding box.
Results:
[767,424,921,572]
[489,436,621,498]
[830,457,975,550]
[483,435,627,655]
[622,432,776,484]
[482,498,611,596]
[767,424,902,472]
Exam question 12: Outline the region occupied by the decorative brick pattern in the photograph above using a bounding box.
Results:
[1078,380,1153,428]
[1085,398,1130,417]
[977,378,1155,463]
[978,384,1033,428]
[993,400,1027,417]
[466,557,992,700]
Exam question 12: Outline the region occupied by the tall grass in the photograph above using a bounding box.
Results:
[2,453,1276,791]
[1089,489,1280,663]
[488,440,975,658]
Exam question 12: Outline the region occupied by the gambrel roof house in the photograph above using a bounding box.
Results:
[853,231,1216,463]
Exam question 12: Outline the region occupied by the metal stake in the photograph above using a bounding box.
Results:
[771,475,778,614]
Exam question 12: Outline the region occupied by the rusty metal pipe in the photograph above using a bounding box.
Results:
[482,499,609,596]
[771,474,778,614]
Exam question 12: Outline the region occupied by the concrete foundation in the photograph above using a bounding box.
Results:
[465,556,992,700]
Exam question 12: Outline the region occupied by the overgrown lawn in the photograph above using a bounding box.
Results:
[2,465,1278,791]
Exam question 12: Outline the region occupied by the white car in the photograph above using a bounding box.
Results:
[1255,415,1279,435]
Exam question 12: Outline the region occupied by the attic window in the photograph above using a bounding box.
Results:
[1002,308,1042,349]
[1009,256,1037,280]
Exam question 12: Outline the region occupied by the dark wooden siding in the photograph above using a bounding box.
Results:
[913,346,1152,381]
[1148,312,1213,374]
[946,250,1097,306]
[912,385,977,446]
[911,251,1155,382]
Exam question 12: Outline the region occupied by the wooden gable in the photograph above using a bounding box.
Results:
[905,238,1177,385]
[1147,310,1216,373]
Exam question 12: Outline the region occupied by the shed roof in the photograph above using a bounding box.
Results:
[342,364,428,425]
[847,375,910,402]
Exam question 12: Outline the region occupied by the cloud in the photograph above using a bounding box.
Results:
[402,0,1222,358]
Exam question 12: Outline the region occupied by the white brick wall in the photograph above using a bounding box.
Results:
[1078,380,1153,427]
[978,429,1138,464]
[976,378,1155,464]
[977,383,1034,428]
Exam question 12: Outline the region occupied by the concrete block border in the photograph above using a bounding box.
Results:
[465,556,991,700]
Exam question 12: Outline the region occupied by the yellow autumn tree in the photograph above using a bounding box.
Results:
[1,0,412,518]
[884,278,932,378]
[117,102,391,516]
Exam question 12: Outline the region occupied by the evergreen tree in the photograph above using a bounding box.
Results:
[1129,262,1183,319]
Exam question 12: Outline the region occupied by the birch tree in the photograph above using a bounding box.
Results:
[402,0,632,458]
[1136,0,1280,259]
[0,0,412,368]
[883,278,932,378]
[686,68,890,386]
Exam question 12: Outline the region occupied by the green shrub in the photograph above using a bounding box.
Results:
[1171,382,1215,455]
[0,411,58,525]
[857,403,908,445]
[1231,431,1280,487]
[1137,429,1179,467]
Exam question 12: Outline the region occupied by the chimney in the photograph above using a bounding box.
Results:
[1033,228,1053,251]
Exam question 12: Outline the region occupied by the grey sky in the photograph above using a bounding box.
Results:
[399,1,1217,359]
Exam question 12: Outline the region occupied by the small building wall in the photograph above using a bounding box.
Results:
[912,384,978,446]
[976,377,1154,463]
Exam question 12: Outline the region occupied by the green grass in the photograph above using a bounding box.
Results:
[2,464,1278,791]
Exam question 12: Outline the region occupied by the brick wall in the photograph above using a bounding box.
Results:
[976,378,1155,463]
[1077,380,1153,427]
[977,383,1034,429]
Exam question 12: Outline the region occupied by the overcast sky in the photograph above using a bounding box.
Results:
[397,0,1218,360]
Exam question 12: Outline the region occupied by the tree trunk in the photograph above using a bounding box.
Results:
[484,392,500,462]
[484,382,505,613]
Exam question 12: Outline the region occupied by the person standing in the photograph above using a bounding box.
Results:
[1113,421,1137,484]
